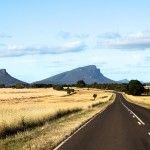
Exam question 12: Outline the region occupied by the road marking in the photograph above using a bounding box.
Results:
[138,122,141,125]
[121,101,145,125]
[132,115,135,118]
[148,132,150,135]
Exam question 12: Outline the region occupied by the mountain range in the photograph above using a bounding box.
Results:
[0,65,130,86]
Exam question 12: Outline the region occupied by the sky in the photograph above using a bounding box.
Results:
[0,0,150,83]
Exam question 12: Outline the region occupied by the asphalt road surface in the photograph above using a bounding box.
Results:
[56,93,150,150]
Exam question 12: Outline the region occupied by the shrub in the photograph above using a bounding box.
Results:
[53,85,64,91]
[67,87,75,95]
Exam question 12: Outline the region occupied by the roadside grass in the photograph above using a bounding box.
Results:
[122,93,150,109]
[100,96,108,99]
[0,93,115,150]
[0,108,82,138]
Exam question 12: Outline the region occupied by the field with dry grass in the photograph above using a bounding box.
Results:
[145,85,150,89]
[123,93,150,109]
[0,88,112,138]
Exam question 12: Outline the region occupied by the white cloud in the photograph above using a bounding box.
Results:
[129,31,150,39]
[0,41,87,57]
[58,41,86,52]
[98,30,150,50]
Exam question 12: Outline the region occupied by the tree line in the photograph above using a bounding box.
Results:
[0,79,149,96]
[76,80,148,96]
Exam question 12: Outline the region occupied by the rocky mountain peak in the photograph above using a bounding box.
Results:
[0,69,7,75]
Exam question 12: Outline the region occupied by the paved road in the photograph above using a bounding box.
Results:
[57,93,150,150]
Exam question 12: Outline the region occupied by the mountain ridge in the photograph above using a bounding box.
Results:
[34,65,115,85]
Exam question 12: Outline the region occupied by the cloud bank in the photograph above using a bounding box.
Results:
[0,41,87,57]
[98,30,150,50]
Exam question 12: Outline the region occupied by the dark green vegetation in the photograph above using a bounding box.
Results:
[53,85,75,95]
[76,80,86,88]
[89,80,147,96]
[126,80,145,96]
[53,85,64,91]
[66,87,75,95]
[89,82,128,92]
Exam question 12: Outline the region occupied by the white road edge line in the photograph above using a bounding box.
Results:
[54,104,111,150]
[148,132,150,135]
[121,101,145,125]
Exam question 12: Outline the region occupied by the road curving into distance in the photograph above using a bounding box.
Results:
[56,93,150,150]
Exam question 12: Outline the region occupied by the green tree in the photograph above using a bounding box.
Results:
[76,80,86,88]
[127,80,144,96]
[93,94,97,100]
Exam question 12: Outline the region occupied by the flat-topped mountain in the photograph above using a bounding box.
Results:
[0,69,27,86]
[34,65,115,85]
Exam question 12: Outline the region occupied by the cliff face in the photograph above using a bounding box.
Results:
[0,69,7,75]
[0,69,27,86]
[34,65,115,85]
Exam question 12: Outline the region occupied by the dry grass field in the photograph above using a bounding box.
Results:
[0,88,112,137]
[145,85,150,89]
[124,93,150,109]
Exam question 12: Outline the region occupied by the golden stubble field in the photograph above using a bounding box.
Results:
[0,87,112,136]
[124,93,150,109]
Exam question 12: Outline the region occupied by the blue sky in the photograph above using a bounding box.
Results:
[0,0,150,83]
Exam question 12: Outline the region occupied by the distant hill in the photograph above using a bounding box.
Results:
[117,79,129,83]
[34,65,115,85]
[0,69,27,86]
